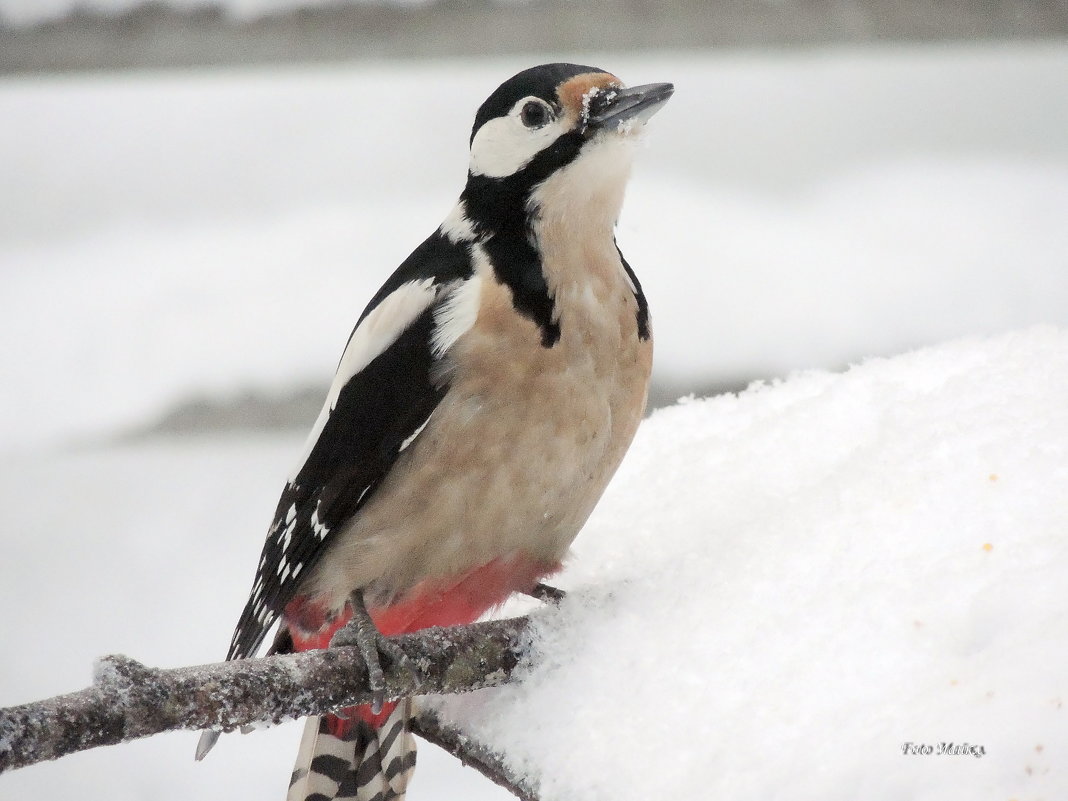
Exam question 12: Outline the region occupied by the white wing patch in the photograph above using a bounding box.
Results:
[289,278,438,481]
[334,277,439,401]
[431,276,482,358]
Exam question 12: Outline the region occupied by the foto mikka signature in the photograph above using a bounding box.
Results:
[902,742,986,758]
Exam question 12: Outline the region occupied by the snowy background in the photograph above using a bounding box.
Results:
[2,42,1068,800]
[0,0,431,26]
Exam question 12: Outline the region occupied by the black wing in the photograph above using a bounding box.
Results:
[226,230,474,660]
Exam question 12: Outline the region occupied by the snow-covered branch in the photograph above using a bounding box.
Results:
[411,708,539,801]
[0,617,530,780]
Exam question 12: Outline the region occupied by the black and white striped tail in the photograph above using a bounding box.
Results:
[287,701,416,801]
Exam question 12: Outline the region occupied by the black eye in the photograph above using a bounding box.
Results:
[520,100,552,129]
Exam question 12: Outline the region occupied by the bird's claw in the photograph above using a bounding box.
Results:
[528,582,566,603]
[329,592,420,713]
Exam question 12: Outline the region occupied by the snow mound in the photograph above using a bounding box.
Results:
[436,326,1068,800]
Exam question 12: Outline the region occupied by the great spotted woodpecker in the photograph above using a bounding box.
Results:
[196,63,672,801]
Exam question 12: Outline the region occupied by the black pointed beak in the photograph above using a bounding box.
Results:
[584,82,674,133]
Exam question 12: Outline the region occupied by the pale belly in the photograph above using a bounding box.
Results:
[305,271,652,610]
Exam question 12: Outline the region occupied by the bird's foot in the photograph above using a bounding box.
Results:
[329,590,418,714]
[527,582,566,603]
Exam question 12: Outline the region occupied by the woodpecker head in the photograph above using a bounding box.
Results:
[459,63,673,237]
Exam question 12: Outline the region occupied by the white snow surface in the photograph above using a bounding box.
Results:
[434,326,1068,800]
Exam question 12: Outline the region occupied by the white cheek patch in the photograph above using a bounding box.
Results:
[289,278,438,480]
[469,113,568,179]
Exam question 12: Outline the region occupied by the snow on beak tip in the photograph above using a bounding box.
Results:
[584,82,674,134]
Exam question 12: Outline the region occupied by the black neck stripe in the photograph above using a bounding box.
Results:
[460,131,587,348]
[616,244,651,341]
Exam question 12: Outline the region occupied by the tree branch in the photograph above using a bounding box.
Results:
[0,616,532,776]
[411,708,539,801]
